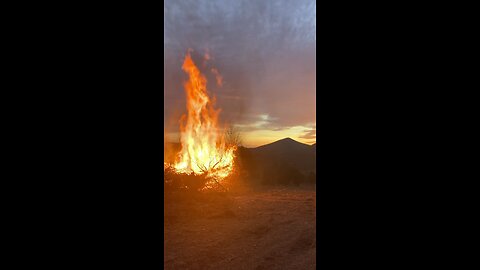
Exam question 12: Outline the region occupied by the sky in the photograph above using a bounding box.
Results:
[164,0,316,148]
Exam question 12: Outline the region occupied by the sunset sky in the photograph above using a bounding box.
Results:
[164,0,316,148]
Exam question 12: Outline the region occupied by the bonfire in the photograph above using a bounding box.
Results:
[165,50,237,191]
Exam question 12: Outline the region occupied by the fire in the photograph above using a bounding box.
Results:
[172,50,236,181]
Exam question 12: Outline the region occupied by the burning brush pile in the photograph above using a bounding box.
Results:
[164,50,237,192]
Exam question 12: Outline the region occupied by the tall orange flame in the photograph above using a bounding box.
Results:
[173,50,236,180]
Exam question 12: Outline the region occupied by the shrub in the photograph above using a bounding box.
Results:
[258,161,305,186]
[164,164,221,192]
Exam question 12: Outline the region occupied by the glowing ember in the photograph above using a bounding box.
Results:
[172,50,236,180]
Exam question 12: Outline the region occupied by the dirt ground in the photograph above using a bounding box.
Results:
[164,185,316,270]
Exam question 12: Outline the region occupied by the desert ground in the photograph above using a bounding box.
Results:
[164,185,316,270]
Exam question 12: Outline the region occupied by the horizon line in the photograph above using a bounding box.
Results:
[165,137,316,148]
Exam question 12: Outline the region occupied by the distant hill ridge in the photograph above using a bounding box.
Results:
[165,137,315,150]
[252,137,312,149]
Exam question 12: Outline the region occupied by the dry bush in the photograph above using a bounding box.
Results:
[164,164,181,191]
[257,162,306,186]
[164,164,230,195]
[164,167,209,192]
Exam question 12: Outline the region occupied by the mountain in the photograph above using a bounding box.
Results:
[248,137,316,173]
[253,137,311,151]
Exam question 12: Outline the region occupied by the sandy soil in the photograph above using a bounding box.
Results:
[164,186,316,270]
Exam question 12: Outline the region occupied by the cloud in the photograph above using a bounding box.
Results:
[299,128,316,140]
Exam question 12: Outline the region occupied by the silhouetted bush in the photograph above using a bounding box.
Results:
[164,165,209,192]
[258,161,305,186]
[283,165,305,186]
[164,165,181,191]
[235,147,259,181]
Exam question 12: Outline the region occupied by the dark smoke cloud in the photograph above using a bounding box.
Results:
[164,0,316,135]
